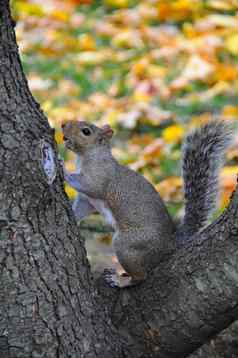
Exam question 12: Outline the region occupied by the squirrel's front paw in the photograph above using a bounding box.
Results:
[103,268,120,288]
[103,268,142,288]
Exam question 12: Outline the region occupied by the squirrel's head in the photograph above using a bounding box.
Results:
[61,120,114,154]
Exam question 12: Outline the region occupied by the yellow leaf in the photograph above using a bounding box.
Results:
[78,34,96,51]
[225,33,238,55]
[133,90,151,103]
[38,47,59,57]
[222,166,238,176]
[104,110,120,127]
[65,185,77,200]
[132,59,149,78]
[162,125,185,144]
[158,0,201,21]
[15,2,45,17]
[183,23,197,38]
[51,10,70,22]
[104,0,129,8]
[55,131,64,145]
[42,100,53,113]
[173,0,200,12]
[222,105,238,118]
[147,65,167,79]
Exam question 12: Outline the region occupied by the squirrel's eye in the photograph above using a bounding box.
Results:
[82,128,91,136]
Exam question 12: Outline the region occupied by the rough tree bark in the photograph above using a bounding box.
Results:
[0,1,128,357]
[190,320,238,358]
[1,1,238,357]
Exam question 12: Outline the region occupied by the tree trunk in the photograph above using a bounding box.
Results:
[190,320,238,358]
[1,1,238,357]
[0,1,128,357]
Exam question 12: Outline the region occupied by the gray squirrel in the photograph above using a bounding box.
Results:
[61,120,232,288]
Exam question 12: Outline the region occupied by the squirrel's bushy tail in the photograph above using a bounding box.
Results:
[180,120,232,237]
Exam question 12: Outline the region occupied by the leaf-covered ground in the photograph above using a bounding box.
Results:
[14,0,238,218]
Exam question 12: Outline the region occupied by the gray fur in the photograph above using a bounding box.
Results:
[180,120,233,236]
[62,119,232,286]
[62,120,176,287]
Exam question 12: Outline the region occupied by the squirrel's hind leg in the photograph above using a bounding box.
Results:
[104,244,147,288]
[104,249,147,288]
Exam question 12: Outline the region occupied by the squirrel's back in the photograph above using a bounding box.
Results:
[107,164,174,234]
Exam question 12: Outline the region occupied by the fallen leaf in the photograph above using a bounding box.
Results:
[65,185,77,200]
[162,125,185,144]
[225,33,238,55]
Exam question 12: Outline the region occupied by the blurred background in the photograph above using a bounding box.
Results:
[13,0,238,272]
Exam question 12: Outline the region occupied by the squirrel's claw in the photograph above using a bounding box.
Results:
[103,268,120,288]
[103,268,143,288]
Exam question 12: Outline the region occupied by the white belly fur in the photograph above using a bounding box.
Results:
[75,156,116,228]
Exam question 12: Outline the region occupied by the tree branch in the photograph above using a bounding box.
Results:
[97,185,238,357]
[2,0,238,357]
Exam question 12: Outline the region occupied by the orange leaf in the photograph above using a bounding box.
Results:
[142,139,164,160]
[156,177,183,202]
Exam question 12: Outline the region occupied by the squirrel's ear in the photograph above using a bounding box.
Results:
[101,125,114,139]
